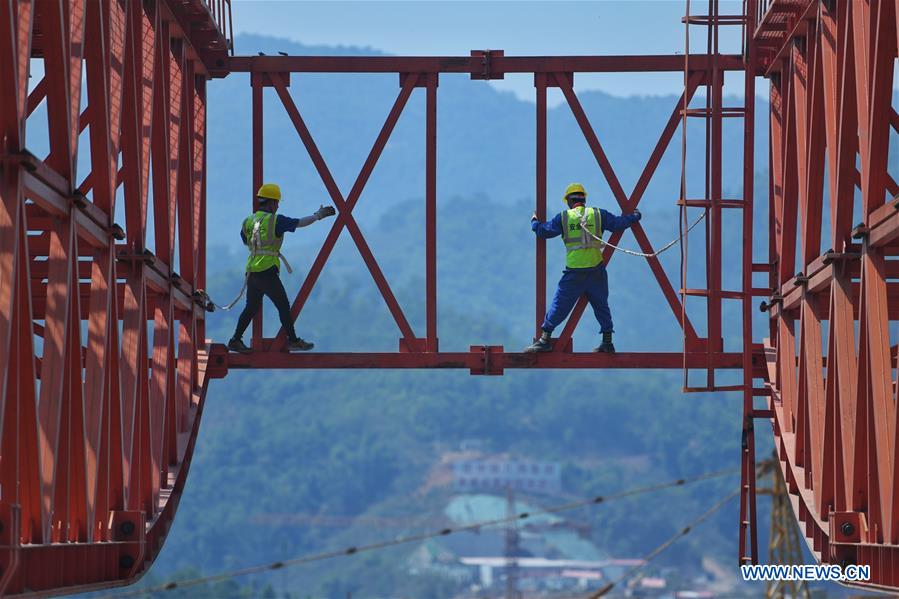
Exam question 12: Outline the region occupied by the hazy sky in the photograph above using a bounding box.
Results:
[231,1,749,102]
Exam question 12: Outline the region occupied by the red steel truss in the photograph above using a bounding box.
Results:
[752,0,899,591]
[207,51,755,377]
[0,0,229,594]
[7,0,899,595]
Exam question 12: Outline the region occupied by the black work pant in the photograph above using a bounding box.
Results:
[232,266,298,342]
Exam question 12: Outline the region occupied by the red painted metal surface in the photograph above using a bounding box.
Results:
[754,0,899,591]
[221,53,751,363]
[7,0,899,595]
[0,0,759,593]
[0,0,227,595]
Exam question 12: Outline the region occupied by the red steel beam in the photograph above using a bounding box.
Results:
[534,73,547,339]
[219,348,748,373]
[740,0,759,565]
[250,70,264,346]
[425,73,438,351]
[225,54,745,74]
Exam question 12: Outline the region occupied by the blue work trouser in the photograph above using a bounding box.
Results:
[541,264,613,334]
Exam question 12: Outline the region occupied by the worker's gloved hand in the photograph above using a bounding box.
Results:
[315,205,336,220]
[632,209,642,221]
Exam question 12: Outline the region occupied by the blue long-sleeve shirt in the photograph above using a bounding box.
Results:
[531,207,639,239]
[239,213,317,244]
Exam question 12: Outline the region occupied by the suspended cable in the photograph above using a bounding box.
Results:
[585,489,740,598]
[102,467,739,598]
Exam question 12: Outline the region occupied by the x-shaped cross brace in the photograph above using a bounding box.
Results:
[268,72,422,351]
[547,71,703,351]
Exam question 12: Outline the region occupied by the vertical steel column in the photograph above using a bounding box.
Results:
[425,73,438,351]
[740,0,758,565]
[535,73,547,337]
[251,74,263,347]
[708,0,723,388]
[198,76,208,346]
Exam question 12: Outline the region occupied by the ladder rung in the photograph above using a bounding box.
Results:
[682,14,748,25]
[681,288,745,300]
[683,384,746,393]
[681,107,747,118]
[678,198,745,208]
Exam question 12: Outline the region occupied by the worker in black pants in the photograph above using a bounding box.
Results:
[227,182,335,353]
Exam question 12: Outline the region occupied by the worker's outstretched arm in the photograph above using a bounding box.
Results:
[275,205,336,235]
[531,212,563,239]
[600,208,641,233]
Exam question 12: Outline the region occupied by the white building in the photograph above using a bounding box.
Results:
[452,459,562,494]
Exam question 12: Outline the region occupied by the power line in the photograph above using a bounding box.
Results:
[102,467,739,598]
[586,488,740,598]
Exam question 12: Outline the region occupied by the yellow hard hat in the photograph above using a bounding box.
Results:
[563,182,587,204]
[257,183,282,201]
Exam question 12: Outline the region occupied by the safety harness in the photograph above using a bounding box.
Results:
[247,213,294,275]
[203,212,295,312]
[561,206,604,251]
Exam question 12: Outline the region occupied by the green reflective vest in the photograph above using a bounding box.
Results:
[560,206,603,269]
[242,211,283,272]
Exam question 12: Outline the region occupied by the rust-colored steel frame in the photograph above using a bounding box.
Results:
[210,50,756,380]
[753,0,899,591]
[0,0,786,595]
[0,0,229,595]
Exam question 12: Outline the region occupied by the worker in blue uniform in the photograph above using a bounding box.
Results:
[227,183,335,354]
[525,183,641,353]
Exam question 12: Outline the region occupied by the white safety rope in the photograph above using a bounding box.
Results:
[580,211,706,258]
[207,210,703,312]
[207,273,250,312]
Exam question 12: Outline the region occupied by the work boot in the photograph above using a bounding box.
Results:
[227,337,252,354]
[593,331,615,353]
[287,337,314,351]
[524,331,553,353]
